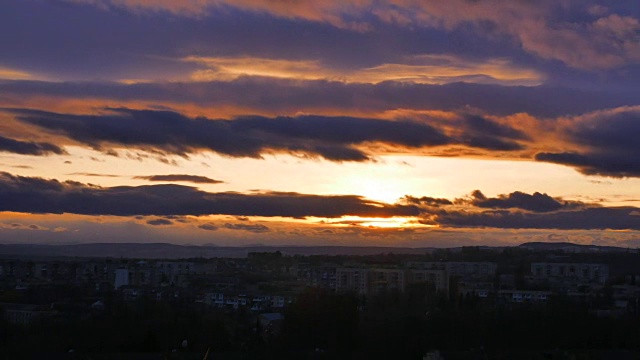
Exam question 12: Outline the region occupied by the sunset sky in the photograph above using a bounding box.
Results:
[1,0,639,247]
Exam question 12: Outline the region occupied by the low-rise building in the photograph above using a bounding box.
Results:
[0,303,53,325]
[498,290,552,303]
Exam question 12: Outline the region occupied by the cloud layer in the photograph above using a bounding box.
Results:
[1,0,640,246]
[5,107,528,162]
[412,191,640,231]
[1,172,638,231]
[0,172,418,218]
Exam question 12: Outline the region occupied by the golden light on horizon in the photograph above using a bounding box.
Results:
[328,216,432,229]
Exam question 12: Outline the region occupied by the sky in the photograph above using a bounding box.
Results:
[0,0,639,248]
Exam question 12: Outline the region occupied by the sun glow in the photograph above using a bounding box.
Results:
[329,216,430,229]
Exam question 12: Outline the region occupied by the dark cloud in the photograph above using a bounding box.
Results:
[1,222,48,231]
[146,218,173,226]
[198,223,219,231]
[431,207,640,230]
[401,195,453,207]
[411,190,640,230]
[223,223,270,233]
[4,107,461,162]
[3,107,534,162]
[134,174,224,184]
[459,136,524,151]
[0,172,419,218]
[469,190,567,212]
[535,108,640,177]
[535,152,640,177]
[0,135,66,156]
[457,115,527,151]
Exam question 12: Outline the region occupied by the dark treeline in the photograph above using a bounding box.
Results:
[2,285,640,359]
[271,286,640,359]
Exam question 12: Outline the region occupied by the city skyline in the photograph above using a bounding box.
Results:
[1,0,639,247]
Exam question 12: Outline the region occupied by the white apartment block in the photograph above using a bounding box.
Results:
[114,268,130,289]
[407,262,497,278]
[445,262,497,278]
[371,268,406,293]
[336,268,371,295]
[408,269,448,293]
[531,263,609,284]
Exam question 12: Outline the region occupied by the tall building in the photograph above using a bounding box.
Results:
[114,268,130,289]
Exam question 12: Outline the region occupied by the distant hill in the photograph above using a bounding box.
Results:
[518,242,628,253]
[0,241,633,259]
[0,243,436,259]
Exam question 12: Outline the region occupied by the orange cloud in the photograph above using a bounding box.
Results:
[185,54,543,85]
[0,67,37,80]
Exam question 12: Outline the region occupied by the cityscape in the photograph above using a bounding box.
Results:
[2,243,640,358]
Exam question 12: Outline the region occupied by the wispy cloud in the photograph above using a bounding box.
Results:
[68,172,122,178]
[69,0,640,69]
[0,67,36,80]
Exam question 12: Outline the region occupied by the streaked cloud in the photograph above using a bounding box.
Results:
[134,174,224,184]
[2,79,636,119]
